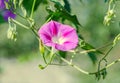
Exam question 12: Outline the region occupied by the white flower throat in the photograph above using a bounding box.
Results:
[52,36,67,45]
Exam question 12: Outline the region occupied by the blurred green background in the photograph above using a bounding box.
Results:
[0,0,120,83]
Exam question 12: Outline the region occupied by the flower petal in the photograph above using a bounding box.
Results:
[55,41,78,51]
[38,20,78,51]
[49,21,60,36]
[59,25,78,44]
[2,10,16,21]
[0,0,5,9]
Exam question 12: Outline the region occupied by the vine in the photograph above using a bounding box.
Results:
[0,0,120,81]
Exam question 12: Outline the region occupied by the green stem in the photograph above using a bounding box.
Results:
[91,58,120,74]
[49,63,67,66]
[40,53,55,69]
[43,54,47,64]
[11,19,30,29]
[60,57,90,75]
[43,42,120,75]
[11,19,39,40]
[30,0,36,18]
[45,14,54,23]
[15,12,27,20]
[97,47,113,74]
[101,47,113,60]
[31,27,39,39]
[59,53,120,75]
[106,58,120,68]
[79,42,112,54]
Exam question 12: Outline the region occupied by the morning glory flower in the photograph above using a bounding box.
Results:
[0,0,16,21]
[2,10,16,21]
[38,20,78,51]
[0,0,5,9]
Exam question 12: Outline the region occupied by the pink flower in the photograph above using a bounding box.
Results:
[38,20,78,51]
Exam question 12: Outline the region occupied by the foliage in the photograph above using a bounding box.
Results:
[0,0,120,81]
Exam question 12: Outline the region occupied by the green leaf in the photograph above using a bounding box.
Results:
[79,40,104,63]
[55,2,81,26]
[47,0,82,30]
[95,72,101,80]
[63,0,71,13]
[51,0,65,6]
[0,15,5,23]
[95,68,107,80]
[22,0,47,14]
[79,40,104,54]
[88,52,97,64]
[101,68,107,79]
[59,51,67,58]
[105,0,108,2]
[79,0,83,3]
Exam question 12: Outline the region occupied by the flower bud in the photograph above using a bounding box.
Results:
[7,18,17,41]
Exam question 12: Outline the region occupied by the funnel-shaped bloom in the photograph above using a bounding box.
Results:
[38,20,78,51]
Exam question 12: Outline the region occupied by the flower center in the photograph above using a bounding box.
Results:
[52,36,67,45]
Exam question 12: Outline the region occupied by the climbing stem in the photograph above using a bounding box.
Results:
[59,53,120,75]
[31,27,39,39]
[12,18,120,76]
[30,0,36,18]
[39,51,55,69]
[90,58,120,74]
[59,56,90,75]
[11,19,30,29]
[101,47,113,60]
[43,45,120,75]
[97,46,113,73]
